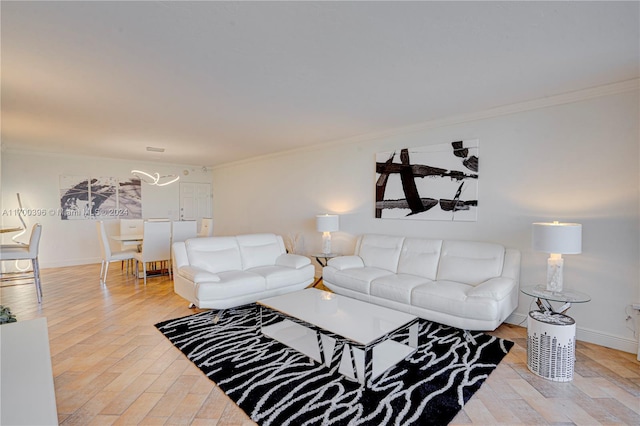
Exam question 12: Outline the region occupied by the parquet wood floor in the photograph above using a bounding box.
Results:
[1,264,638,425]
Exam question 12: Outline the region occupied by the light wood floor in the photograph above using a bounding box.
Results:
[1,264,639,425]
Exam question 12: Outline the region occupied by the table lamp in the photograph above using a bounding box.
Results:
[316,214,339,255]
[532,221,582,293]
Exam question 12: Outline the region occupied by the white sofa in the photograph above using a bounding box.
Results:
[172,233,315,309]
[323,234,520,331]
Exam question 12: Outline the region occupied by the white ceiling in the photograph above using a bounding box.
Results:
[2,1,638,166]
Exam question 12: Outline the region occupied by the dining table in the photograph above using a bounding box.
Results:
[110,234,143,243]
[0,227,24,234]
[110,234,143,250]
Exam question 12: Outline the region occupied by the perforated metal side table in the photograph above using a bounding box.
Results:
[521,286,590,382]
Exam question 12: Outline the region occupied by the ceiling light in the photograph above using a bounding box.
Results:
[131,169,180,186]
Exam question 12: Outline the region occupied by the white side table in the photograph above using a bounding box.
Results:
[521,285,590,382]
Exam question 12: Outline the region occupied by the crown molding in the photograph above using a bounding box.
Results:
[214,78,639,170]
[1,147,204,170]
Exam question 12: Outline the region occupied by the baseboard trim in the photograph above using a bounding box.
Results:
[40,258,101,269]
[505,313,638,355]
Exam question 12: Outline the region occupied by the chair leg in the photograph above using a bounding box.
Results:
[99,260,105,284]
[142,262,147,285]
[104,262,110,284]
[32,258,42,304]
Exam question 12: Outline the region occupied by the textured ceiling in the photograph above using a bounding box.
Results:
[1,1,638,166]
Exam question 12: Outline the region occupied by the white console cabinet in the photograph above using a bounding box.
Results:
[0,317,58,425]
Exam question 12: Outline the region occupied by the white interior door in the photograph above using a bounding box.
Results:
[180,183,211,221]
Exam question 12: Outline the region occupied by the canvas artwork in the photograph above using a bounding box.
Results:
[59,176,142,220]
[59,176,91,220]
[375,140,479,221]
[118,177,142,219]
[91,177,118,219]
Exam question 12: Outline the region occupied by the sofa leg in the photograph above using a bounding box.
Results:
[463,330,477,345]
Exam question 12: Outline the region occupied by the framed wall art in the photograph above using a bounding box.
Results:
[59,175,142,220]
[375,139,479,221]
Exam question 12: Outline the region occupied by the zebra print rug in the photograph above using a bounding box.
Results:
[155,304,513,425]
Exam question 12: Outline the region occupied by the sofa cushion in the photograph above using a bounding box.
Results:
[237,234,284,269]
[397,238,442,280]
[436,240,505,285]
[325,267,393,294]
[370,273,431,304]
[327,255,365,270]
[248,264,314,290]
[196,270,265,300]
[186,237,241,274]
[357,234,405,273]
[411,281,499,321]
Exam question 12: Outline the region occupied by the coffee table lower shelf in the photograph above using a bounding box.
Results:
[258,299,419,387]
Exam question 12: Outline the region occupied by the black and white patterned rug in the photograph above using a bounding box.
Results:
[155,304,513,425]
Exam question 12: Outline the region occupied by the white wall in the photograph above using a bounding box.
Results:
[0,152,212,267]
[212,85,640,353]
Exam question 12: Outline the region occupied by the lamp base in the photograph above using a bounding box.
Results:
[546,255,564,293]
[321,232,332,255]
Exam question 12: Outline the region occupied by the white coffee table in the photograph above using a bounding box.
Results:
[257,288,419,387]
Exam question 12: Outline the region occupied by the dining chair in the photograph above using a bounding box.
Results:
[119,218,143,270]
[119,219,143,244]
[96,221,136,285]
[198,218,213,237]
[0,223,43,303]
[134,220,172,285]
[171,220,198,245]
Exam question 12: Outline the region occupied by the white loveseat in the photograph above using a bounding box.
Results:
[323,234,520,331]
[172,233,315,309]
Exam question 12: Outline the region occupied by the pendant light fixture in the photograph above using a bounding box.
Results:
[131,170,180,186]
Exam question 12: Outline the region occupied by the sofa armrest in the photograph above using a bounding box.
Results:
[327,255,365,270]
[275,253,311,269]
[502,248,521,281]
[178,266,221,283]
[172,242,189,269]
[467,277,517,300]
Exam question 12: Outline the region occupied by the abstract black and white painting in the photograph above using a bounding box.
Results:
[59,175,142,220]
[60,176,91,220]
[118,177,142,219]
[91,177,118,219]
[375,140,479,221]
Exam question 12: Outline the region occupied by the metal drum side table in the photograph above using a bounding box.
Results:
[521,285,590,382]
[527,311,576,381]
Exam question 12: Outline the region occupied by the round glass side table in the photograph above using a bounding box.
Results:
[521,285,591,314]
[310,253,340,288]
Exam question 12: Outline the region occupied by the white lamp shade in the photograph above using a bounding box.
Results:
[316,214,339,232]
[532,222,582,254]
